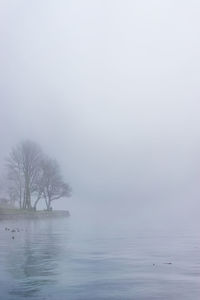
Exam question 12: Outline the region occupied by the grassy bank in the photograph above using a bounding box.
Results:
[0,207,70,220]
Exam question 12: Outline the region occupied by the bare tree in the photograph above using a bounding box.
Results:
[40,157,71,211]
[6,140,43,209]
[33,167,45,211]
[5,141,71,211]
[0,174,16,207]
[6,146,24,208]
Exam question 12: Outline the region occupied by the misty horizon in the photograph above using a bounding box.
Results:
[0,1,200,225]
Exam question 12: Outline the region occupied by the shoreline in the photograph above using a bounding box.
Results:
[0,208,70,220]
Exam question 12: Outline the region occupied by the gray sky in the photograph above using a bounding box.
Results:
[0,0,200,226]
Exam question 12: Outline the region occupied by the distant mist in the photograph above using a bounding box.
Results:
[0,0,200,228]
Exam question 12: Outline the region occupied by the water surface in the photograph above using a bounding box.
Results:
[0,217,200,299]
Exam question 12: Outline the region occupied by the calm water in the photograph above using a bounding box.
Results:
[0,217,200,300]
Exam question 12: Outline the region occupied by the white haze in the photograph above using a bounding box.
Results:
[0,0,200,229]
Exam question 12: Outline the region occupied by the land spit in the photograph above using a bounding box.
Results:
[0,208,70,220]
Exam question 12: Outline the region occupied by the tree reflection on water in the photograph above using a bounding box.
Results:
[4,219,69,299]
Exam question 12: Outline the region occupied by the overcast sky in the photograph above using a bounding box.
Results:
[0,1,200,226]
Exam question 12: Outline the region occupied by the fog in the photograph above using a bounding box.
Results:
[0,0,200,228]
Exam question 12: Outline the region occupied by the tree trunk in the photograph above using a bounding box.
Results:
[46,195,51,211]
[33,196,41,211]
[46,201,51,211]
[22,190,26,209]
[24,175,32,209]
[44,193,49,210]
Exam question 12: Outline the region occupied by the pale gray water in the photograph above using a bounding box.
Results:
[0,217,200,300]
